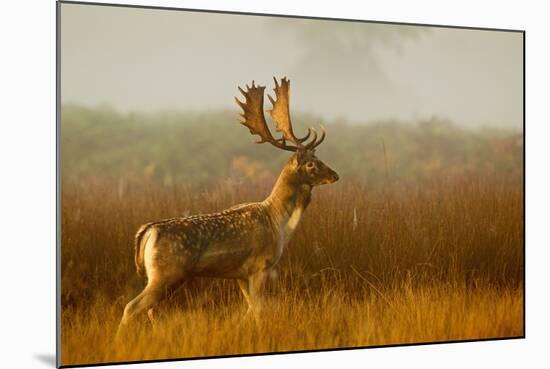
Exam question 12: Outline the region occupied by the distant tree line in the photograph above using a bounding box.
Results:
[61,104,523,186]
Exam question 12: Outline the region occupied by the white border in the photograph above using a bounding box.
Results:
[1,1,548,368]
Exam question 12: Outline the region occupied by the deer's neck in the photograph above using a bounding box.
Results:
[263,167,312,237]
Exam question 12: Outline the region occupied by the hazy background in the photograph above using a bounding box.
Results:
[60,3,523,129]
[59,3,523,185]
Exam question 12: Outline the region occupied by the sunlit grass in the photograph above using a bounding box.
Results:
[60,173,523,366]
[62,282,522,365]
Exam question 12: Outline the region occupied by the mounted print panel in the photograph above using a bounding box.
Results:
[57,1,524,367]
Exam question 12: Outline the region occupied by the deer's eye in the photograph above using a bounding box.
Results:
[306,162,315,169]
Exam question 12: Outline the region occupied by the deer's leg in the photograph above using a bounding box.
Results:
[116,279,176,339]
[116,285,162,339]
[248,270,267,323]
[147,279,183,330]
[147,308,157,331]
[238,279,252,321]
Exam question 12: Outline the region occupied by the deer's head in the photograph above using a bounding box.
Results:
[235,77,339,187]
[290,149,339,186]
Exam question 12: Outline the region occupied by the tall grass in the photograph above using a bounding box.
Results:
[60,173,523,366]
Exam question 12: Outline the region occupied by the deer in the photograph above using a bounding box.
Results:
[116,77,339,337]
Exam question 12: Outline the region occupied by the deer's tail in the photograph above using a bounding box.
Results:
[134,222,155,279]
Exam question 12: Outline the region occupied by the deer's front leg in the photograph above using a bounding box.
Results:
[238,279,252,321]
[247,270,267,323]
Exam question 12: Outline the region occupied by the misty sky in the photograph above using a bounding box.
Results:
[60,3,523,129]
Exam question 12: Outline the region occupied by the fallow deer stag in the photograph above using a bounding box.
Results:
[117,77,338,336]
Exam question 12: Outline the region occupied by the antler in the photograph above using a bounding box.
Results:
[268,77,326,150]
[235,77,327,152]
[235,81,298,152]
[305,126,326,150]
[267,77,305,147]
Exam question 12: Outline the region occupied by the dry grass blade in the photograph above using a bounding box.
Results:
[350,265,396,312]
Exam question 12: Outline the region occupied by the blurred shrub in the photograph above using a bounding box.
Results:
[61,104,523,186]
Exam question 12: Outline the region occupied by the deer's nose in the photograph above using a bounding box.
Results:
[329,170,339,182]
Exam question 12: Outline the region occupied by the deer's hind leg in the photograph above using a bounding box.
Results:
[116,282,164,338]
[116,274,183,339]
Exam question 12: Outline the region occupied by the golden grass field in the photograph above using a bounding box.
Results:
[60,173,523,366]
